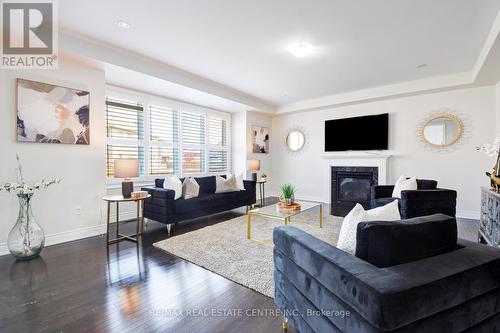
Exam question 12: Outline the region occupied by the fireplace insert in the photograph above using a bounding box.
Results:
[331,166,378,216]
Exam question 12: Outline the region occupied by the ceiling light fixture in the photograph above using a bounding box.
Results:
[289,42,313,58]
[117,21,131,29]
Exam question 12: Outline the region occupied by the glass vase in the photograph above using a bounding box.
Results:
[7,193,45,260]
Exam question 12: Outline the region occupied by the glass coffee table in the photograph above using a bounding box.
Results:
[247,201,323,241]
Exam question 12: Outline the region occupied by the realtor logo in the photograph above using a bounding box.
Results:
[1,0,58,68]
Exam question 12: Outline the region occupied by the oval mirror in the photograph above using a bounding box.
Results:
[286,130,305,151]
[422,115,462,147]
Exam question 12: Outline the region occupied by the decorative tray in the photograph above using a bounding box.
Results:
[277,202,301,212]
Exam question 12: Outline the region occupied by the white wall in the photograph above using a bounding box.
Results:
[271,86,496,218]
[0,58,106,254]
[231,111,247,175]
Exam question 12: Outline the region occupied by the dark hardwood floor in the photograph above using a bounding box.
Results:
[0,198,478,333]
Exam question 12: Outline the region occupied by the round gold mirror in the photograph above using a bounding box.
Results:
[421,114,462,147]
[286,130,305,152]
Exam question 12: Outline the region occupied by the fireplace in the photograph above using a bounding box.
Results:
[331,166,378,216]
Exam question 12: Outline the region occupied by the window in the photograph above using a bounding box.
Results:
[105,89,230,180]
[105,97,145,178]
[149,104,180,175]
[207,116,229,173]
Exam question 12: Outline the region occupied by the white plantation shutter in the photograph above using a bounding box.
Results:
[105,90,230,179]
[208,116,229,173]
[106,98,144,139]
[149,105,179,143]
[182,112,205,145]
[208,150,228,173]
[106,144,145,178]
[149,104,180,175]
[182,148,205,174]
[105,97,145,178]
[208,117,227,146]
[150,146,180,175]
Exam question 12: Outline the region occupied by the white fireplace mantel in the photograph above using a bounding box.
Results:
[323,151,395,185]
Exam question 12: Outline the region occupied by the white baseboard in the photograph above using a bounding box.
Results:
[457,210,480,220]
[0,223,106,257]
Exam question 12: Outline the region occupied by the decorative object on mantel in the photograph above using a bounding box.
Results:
[477,135,500,193]
[17,78,90,145]
[252,125,270,153]
[279,184,295,205]
[416,109,471,153]
[0,155,60,260]
[285,126,309,155]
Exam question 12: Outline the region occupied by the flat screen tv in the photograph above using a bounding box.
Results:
[325,113,388,151]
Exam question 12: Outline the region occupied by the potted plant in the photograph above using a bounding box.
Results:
[0,155,60,260]
[280,184,295,205]
[260,173,268,182]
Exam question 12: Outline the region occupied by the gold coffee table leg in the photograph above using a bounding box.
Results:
[247,212,252,240]
[319,204,323,228]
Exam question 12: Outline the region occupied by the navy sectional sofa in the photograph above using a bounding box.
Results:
[273,215,500,332]
[142,176,256,228]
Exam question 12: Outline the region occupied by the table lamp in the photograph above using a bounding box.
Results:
[248,159,260,181]
[114,159,139,198]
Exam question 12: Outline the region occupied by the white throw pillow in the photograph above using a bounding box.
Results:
[392,175,418,198]
[182,177,200,200]
[215,175,239,193]
[163,175,182,200]
[336,200,401,255]
[336,204,368,255]
[366,199,401,221]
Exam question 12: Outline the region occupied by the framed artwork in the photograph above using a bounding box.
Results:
[252,125,270,153]
[17,78,90,144]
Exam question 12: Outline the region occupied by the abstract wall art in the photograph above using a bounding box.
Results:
[17,78,90,145]
[252,125,269,154]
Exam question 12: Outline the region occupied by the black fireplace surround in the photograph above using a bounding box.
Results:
[331,166,378,216]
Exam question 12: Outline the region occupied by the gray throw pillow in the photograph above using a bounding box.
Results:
[215,175,239,193]
[182,177,200,199]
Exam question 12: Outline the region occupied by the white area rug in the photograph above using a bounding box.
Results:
[154,210,343,298]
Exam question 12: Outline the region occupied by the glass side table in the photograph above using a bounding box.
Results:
[102,194,151,245]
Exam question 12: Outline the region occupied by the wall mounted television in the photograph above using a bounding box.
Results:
[324,113,389,151]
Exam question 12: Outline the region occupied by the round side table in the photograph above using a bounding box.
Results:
[102,194,151,245]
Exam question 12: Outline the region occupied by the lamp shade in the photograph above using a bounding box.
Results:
[248,159,260,172]
[114,159,139,178]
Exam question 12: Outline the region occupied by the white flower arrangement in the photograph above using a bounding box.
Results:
[477,136,500,158]
[0,155,60,196]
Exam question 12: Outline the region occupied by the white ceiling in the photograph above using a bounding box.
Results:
[59,0,500,111]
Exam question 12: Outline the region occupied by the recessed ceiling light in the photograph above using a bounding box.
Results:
[417,63,428,69]
[117,21,131,29]
[289,42,313,58]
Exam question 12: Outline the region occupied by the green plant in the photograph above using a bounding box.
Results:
[280,184,295,199]
[261,173,267,178]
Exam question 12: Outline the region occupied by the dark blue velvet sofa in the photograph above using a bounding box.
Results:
[273,215,500,332]
[142,176,256,230]
[371,179,457,219]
